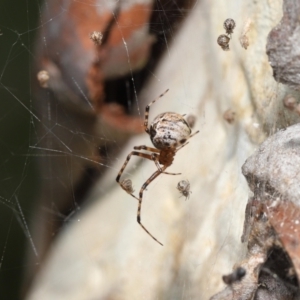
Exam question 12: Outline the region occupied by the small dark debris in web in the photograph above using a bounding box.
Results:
[222,267,246,285]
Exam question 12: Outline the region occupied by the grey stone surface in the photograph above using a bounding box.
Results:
[243,123,300,203]
[267,0,300,90]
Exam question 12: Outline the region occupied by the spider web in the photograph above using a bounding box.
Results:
[0,0,203,298]
[0,0,292,299]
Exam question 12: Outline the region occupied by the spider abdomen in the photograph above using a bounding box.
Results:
[149,112,191,149]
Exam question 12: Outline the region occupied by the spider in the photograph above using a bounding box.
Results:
[116,89,199,246]
[120,178,134,194]
[217,34,231,51]
[223,18,236,36]
[177,180,192,200]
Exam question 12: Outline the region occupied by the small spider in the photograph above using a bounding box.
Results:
[116,89,199,245]
[223,18,236,35]
[177,180,191,200]
[217,34,231,51]
[120,179,134,194]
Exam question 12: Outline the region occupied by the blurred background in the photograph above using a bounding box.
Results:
[0,1,40,299]
[0,0,191,298]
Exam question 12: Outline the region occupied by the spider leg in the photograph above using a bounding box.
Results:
[116,151,156,200]
[137,168,167,246]
[134,145,160,153]
[176,142,189,152]
[150,153,181,176]
[134,147,180,174]
[125,191,140,202]
[189,130,200,139]
[163,171,181,175]
[144,89,169,134]
[176,130,199,153]
[116,151,154,182]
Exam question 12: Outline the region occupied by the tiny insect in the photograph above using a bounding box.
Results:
[116,89,199,246]
[217,34,230,51]
[222,267,246,285]
[90,31,103,46]
[224,18,236,35]
[177,180,191,200]
[120,179,134,194]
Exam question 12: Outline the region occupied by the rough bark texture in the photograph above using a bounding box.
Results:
[267,0,300,90]
[212,124,300,299]
[26,0,300,299]
[242,124,300,204]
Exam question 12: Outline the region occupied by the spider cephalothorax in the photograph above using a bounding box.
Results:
[116,89,199,245]
[158,148,176,166]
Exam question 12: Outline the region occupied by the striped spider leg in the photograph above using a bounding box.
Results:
[116,146,180,245]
